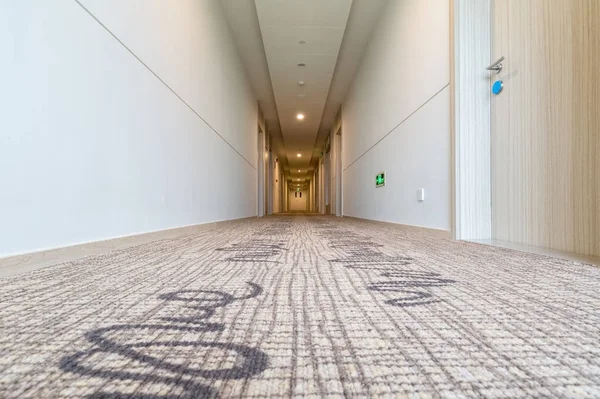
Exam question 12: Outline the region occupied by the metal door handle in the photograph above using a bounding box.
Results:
[486,56,505,74]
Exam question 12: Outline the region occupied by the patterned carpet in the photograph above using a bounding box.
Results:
[1,215,600,398]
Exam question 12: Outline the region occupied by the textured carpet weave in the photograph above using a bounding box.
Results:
[1,215,600,398]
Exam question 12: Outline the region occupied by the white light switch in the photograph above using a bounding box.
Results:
[417,188,425,202]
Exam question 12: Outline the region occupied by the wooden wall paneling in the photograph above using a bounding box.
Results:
[492,0,599,256]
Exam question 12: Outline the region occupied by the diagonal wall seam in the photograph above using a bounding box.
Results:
[343,83,450,172]
[73,0,256,170]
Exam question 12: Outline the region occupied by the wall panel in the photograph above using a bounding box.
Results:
[342,0,451,230]
[0,0,257,257]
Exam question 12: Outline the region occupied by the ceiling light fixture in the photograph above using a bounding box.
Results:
[297,153,302,157]
[297,63,306,68]
[296,113,305,120]
[298,40,306,45]
[297,81,305,87]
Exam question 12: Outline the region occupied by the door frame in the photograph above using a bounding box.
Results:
[334,126,343,217]
[266,149,272,215]
[257,125,265,217]
[452,0,493,241]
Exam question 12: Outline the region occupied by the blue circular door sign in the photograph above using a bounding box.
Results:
[492,80,504,95]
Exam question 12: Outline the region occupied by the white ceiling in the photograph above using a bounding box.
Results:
[255,0,353,185]
[221,0,387,189]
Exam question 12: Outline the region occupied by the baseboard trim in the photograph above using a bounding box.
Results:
[0,216,256,277]
[468,239,600,267]
[343,216,452,239]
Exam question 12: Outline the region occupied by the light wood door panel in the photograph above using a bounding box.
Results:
[492,0,600,256]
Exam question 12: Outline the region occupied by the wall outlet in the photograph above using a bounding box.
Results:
[417,188,425,202]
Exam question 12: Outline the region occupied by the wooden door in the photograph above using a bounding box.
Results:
[491,0,600,255]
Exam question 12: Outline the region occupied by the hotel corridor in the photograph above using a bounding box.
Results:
[1,216,599,397]
[2,1,600,396]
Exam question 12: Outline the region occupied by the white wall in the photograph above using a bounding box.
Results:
[0,0,257,257]
[342,0,451,231]
[289,191,307,211]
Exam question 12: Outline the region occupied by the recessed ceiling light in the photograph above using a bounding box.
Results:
[297,153,302,157]
[297,81,305,87]
[297,63,306,68]
[296,113,305,120]
[298,170,301,172]
[298,40,306,45]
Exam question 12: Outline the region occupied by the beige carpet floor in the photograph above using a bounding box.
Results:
[1,215,599,398]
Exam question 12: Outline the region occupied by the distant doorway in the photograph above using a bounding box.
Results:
[290,190,307,211]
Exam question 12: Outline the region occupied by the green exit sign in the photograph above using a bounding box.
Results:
[376,171,386,188]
